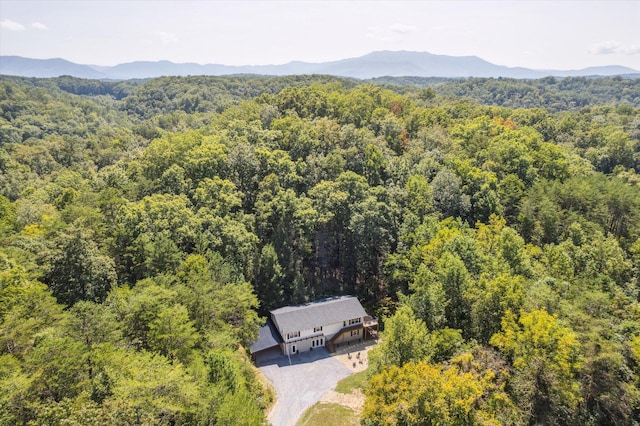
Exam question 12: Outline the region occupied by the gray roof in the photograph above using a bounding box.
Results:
[271,296,367,334]
[250,318,283,354]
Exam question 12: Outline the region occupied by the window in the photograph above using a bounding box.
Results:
[291,345,296,354]
[350,329,360,337]
[286,331,300,340]
[349,318,361,325]
[313,326,323,332]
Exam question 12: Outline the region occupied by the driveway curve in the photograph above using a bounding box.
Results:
[257,348,352,426]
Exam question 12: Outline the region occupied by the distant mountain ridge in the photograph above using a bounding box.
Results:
[0,56,110,79]
[1,51,638,80]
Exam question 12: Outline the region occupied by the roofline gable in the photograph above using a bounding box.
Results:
[269,296,367,335]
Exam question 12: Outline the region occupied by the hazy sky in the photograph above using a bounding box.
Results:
[1,1,639,70]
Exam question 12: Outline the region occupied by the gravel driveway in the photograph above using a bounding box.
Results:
[257,347,352,426]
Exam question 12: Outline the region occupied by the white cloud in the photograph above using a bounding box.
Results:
[0,19,26,31]
[366,26,394,42]
[154,31,178,45]
[589,41,621,55]
[366,23,418,42]
[0,19,48,31]
[621,45,640,55]
[389,23,417,34]
[589,40,640,56]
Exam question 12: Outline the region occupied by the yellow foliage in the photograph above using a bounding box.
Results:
[22,223,45,237]
[630,335,640,368]
[362,358,515,425]
[491,309,583,414]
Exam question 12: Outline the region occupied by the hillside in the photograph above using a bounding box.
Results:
[371,75,640,112]
[2,51,638,79]
[0,56,110,79]
[0,75,639,425]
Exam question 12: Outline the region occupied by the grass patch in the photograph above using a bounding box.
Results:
[296,402,359,426]
[334,368,369,394]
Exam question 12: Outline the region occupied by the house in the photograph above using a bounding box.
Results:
[250,296,378,359]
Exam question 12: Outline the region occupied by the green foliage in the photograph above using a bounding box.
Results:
[105,349,202,424]
[210,281,262,346]
[148,304,198,362]
[432,168,471,219]
[1,74,639,425]
[206,349,270,425]
[25,336,89,403]
[471,274,525,343]
[0,267,67,359]
[68,300,122,349]
[297,402,359,426]
[429,328,465,363]
[491,310,583,424]
[42,224,117,306]
[369,306,430,373]
[406,264,447,330]
[387,76,640,112]
[254,243,285,313]
[363,355,520,426]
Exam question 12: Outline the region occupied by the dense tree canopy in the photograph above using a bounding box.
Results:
[1,73,639,424]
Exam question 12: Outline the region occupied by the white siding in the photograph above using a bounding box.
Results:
[300,328,316,340]
[284,336,325,355]
[293,339,311,354]
[323,321,345,341]
[273,311,365,355]
[331,327,363,346]
[280,328,322,343]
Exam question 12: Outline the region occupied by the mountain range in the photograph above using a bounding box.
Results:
[1,51,638,80]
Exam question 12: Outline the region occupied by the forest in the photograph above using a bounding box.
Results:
[0,73,639,425]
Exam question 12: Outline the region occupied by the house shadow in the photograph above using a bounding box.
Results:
[255,346,332,368]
